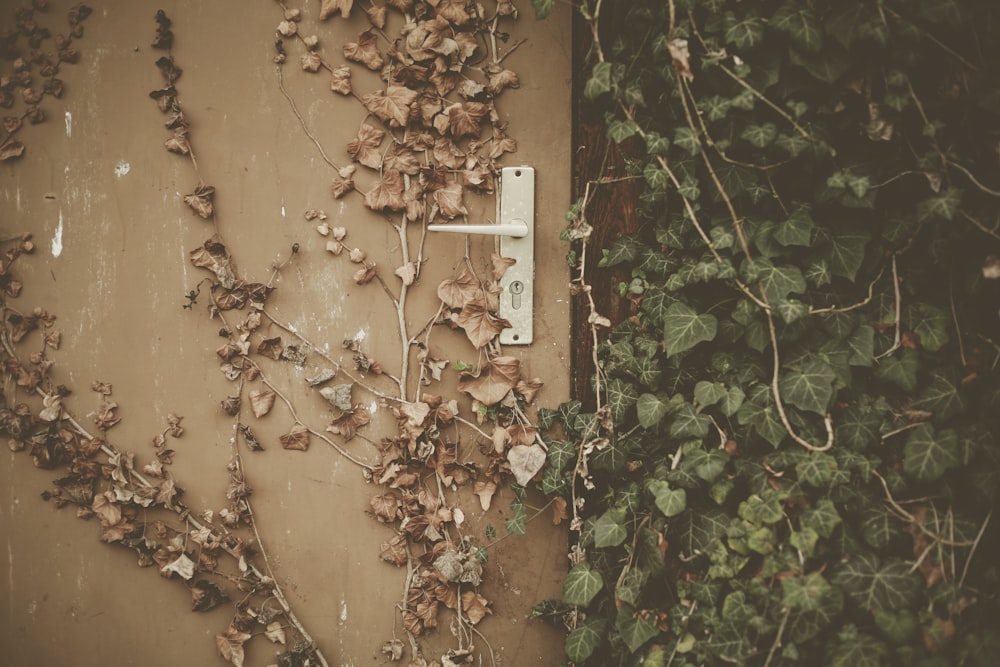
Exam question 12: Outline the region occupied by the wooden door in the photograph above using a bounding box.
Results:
[0,1,572,665]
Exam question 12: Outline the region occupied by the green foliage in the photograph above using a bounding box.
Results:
[540,0,1000,664]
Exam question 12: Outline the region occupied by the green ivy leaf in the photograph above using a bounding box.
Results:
[616,607,660,653]
[773,207,814,247]
[684,447,728,482]
[903,423,960,482]
[531,0,554,19]
[615,567,649,606]
[833,554,921,612]
[720,386,746,416]
[740,122,778,148]
[790,527,819,556]
[905,303,950,352]
[771,0,823,52]
[804,258,832,287]
[565,618,607,663]
[723,12,765,50]
[803,498,842,537]
[783,572,832,611]
[669,403,712,439]
[649,480,687,517]
[594,507,628,548]
[663,303,718,357]
[674,508,729,557]
[607,118,638,143]
[847,325,875,366]
[694,380,727,407]
[775,298,809,323]
[779,359,836,414]
[636,393,670,428]
[828,629,889,667]
[585,61,616,100]
[860,505,896,550]
[505,501,526,535]
[874,350,918,392]
[563,561,604,606]
[747,258,806,302]
[607,378,639,423]
[599,234,642,268]
[673,127,701,155]
[641,287,677,327]
[796,452,839,486]
[827,230,871,280]
[547,438,576,472]
[912,372,964,420]
[916,187,962,222]
[737,393,787,447]
[738,493,784,525]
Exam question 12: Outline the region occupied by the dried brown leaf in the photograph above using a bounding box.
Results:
[432,182,468,218]
[487,68,520,95]
[256,336,283,361]
[436,266,480,309]
[365,4,386,28]
[279,423,310,451]
[164,129,190,155]
[362,85,418,128]
[370,492,401,522]
[344,30,384,71]
[216,624,251,667]
[300,51,322,73]
[365,168,405,211]
[457,356,520,405]
[508,443,546,486]
[330,64,352,95]
[0,140,25,161]
[326,405,371,440]
[445,101,488,139]
[380,533,408,566]
[395,262,416,285]
[461,591,492,625]
[249,389,276,418]
[184,184,215,220]
[491,253,516,280]
[320,0,353,20]
[347,123,385,169]
[454,300,510,349]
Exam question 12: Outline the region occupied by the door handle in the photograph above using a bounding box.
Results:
[428,166,534,345]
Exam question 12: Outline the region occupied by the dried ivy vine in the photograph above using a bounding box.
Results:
[530,0,1000,665]
[0,1,90,161]
[4,3,560,667]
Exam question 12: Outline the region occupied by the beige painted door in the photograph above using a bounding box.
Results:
[0,1,571,665]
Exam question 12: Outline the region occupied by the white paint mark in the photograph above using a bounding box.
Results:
[369,400,378,416]
[287,480,293,492]
[51,209,64,257]
[64,165,69,175]
[339,599,348,624]
[64,111,72,137]
[114,161,130,177]
[354,327,368,342]
[281,205,286,218]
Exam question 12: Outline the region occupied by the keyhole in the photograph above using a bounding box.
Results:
[510,280,524,309]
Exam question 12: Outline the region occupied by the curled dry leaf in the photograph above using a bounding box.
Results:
[365,4,386,29]
[330,64,352,95]
[0,140,25,161]
[344,30,384,71]
[473,478,496,511]
[184,184,215,220]
[491,253,516,280]
[161,553,195,580]
[370,492,401,522]
[353,265,376,284]
[249,388,276,418]
[380,533,408,566]
[264,621,286,645]
[668,37,694,82]
[326,404,371,440]
[256,336,283,361]
[551,496,568,525]
[279,423,310,451]
[39,393,62,421]
[190,236,235,288]
[331,165,356,198]
[191,580,227,612]
[302,34,319,50]
[300,51,322,73]
[394,262,416,286]
[487,67,520,95]
[515,377,544,403]
[457,356,520,405]
[320,0,353,20]
[461,591,492,625]
[349,247,367,263]
[164,129,190,155]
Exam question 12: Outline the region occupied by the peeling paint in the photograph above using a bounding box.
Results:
[51,209,64,257]
[114,161,130,177]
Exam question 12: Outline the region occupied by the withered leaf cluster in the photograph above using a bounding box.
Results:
[276,0,521,226]
[0,2,90,161]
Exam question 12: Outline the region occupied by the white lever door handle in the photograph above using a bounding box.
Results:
[427,220,528,238]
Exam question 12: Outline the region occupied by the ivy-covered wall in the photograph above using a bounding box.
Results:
[536,0,1000,664]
